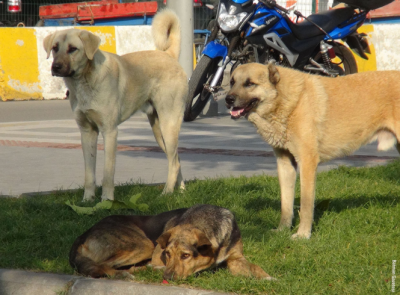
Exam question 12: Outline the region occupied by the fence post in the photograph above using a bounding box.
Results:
[166,0,194,78]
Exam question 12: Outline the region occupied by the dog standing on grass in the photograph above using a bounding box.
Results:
[226,62,400,239]
[43,9,188,201]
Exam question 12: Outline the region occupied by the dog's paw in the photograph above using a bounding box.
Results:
[101,194,114,202]
[246,111,262,123]
[117,271,135,280]
[82,193,95,202]
[270,228,282,233]
[271,224,291,233]
[291,232,311,240]
[148,264,166,270]
[262,276,278,281]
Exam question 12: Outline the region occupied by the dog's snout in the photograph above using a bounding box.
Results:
[52,63,63,71]
[225,95,235,107]
[225,94,236,109]
[163,270,174,280]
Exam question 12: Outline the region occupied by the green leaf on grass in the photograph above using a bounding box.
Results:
[65,200,95,215]
[65,193,148,215]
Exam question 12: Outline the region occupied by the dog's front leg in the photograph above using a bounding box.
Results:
[101,129,118,201]
[80,126,99,202]
[274,148,297,230]
[292,155,318,239]
[149,244,166,270]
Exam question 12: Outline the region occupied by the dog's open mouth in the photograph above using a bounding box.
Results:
[230,98,259,119]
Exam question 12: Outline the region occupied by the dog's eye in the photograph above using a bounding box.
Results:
[244,79,255,87]
[68,47,78,54]
[181,253,190,260]
[52,45,59,53]
[230,78,235,87]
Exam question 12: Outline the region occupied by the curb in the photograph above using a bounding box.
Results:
[0,269,230,295]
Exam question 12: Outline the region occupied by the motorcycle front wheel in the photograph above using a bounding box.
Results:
[184,56,221,122]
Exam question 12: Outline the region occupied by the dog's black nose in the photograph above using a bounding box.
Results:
[225,95,235,107]
[52,63,63,72]
[163,271,173,280]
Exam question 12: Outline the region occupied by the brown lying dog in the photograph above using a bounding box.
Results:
[226,62,400,239]
[69,208,187,277]
[150,204,274,280]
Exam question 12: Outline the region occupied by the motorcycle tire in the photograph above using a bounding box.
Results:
[184,55,220,122]
[194,37,206,64]
[332,43,358,75]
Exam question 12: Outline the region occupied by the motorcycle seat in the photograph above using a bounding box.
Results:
[284,7,355,40]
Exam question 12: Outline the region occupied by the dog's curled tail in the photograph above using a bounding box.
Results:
[152,9,181,60]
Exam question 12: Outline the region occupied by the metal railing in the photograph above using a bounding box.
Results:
[0,0,94,26]
[0,0,334,27]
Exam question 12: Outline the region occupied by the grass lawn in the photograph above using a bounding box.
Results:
[1,160,399,294]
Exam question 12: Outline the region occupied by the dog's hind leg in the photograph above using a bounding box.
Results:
[148,111,167,153]
[148,110,186,192]
[226,240,274,280]
[72,251,119,278]
[227,255,274,280]
[274,148,297,231]
[154,109,185,194]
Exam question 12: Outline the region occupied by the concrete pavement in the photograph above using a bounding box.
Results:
[0,100,398,294]
[0,100,398,196]
[0,269,228,295]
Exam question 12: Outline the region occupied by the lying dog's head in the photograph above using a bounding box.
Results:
[225,62,280,119]
[156,225,215,280]
[43,29,101,78]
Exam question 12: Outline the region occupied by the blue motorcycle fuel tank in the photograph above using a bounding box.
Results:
[245,3,291,38]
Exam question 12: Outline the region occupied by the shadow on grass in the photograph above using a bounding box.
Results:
[240,191,400,241]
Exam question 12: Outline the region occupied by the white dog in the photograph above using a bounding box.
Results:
[43,10,188,201]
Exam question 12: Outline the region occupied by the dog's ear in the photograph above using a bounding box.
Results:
[43,33,56,59]
[195,232,213,256]
[78,30,101,60]
[267,61,280,84]
[156,231,171,249]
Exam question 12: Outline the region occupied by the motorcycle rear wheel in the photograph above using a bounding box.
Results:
[184,56,221,122]
[332,43,358,75]
[314,43,358,75]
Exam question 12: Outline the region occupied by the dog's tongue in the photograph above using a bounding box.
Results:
[230,107,245,119]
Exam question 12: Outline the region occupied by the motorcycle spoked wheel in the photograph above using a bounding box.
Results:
[184,56,221,122]
[314,43,358,75]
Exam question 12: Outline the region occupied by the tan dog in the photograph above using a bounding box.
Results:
[150,204,274,280]
[226,63,400,239]
[43,10,188,201]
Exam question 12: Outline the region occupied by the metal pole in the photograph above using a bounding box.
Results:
[167,0,194,78]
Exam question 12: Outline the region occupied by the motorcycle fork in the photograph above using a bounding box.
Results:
[208,57,230,90]
[205,35,241,93]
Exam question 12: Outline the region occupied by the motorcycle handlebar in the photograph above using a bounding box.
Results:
[260,0,289,14]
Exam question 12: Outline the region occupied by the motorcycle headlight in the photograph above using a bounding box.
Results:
[217,3,248,33]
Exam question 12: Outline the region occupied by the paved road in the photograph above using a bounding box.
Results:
[0,100,398,196]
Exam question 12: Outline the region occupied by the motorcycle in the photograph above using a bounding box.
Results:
[184,0,394,122]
